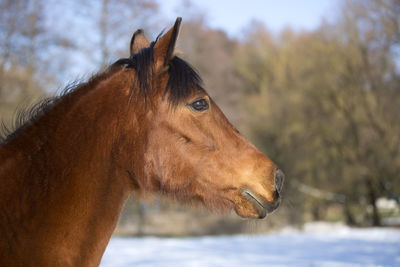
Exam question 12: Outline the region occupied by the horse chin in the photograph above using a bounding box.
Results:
[244,192,269,219]
[235,187,284,219]
[234,205,266,219]
[234,197,267,219]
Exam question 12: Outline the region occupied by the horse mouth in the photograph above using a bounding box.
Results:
[242,189,280,219]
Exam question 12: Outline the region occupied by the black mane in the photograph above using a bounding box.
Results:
[113,40,203,105]
[1,38,203,144]
[0,97,57,144]
[0,78,98,144]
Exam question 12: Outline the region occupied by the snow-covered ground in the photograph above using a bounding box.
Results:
[101,222,400,267]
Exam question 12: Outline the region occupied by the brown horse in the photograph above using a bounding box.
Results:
[0,18,284,266]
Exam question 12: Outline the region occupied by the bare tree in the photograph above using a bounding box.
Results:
[93,0,159,68]
[0,0,48,123]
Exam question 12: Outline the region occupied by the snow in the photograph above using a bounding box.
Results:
[101,223,400,267]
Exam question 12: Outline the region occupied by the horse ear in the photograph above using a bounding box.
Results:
[153,17,182,68]
[130,29,150,56]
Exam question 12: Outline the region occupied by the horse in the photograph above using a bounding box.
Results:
[0,18,284,266]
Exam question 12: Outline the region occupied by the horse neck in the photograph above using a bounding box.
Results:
[0,69,140,266]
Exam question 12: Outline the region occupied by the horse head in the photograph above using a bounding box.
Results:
[123,18,284,219]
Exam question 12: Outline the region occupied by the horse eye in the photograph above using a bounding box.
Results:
[190,99,209,112]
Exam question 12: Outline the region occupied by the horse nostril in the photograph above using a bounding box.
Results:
[274,169,285,193]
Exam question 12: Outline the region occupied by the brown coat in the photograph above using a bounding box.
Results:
[0,18,283,266]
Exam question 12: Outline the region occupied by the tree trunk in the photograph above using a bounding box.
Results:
[366,178,381,226]
[344,201,356,226]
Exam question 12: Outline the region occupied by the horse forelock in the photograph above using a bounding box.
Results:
[113,38,203,106]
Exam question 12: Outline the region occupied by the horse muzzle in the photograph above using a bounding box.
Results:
[242,168,285,219]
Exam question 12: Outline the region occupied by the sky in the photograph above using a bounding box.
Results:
[161,0,339,37]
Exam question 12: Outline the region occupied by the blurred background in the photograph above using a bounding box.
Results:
[1,0,399,237]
